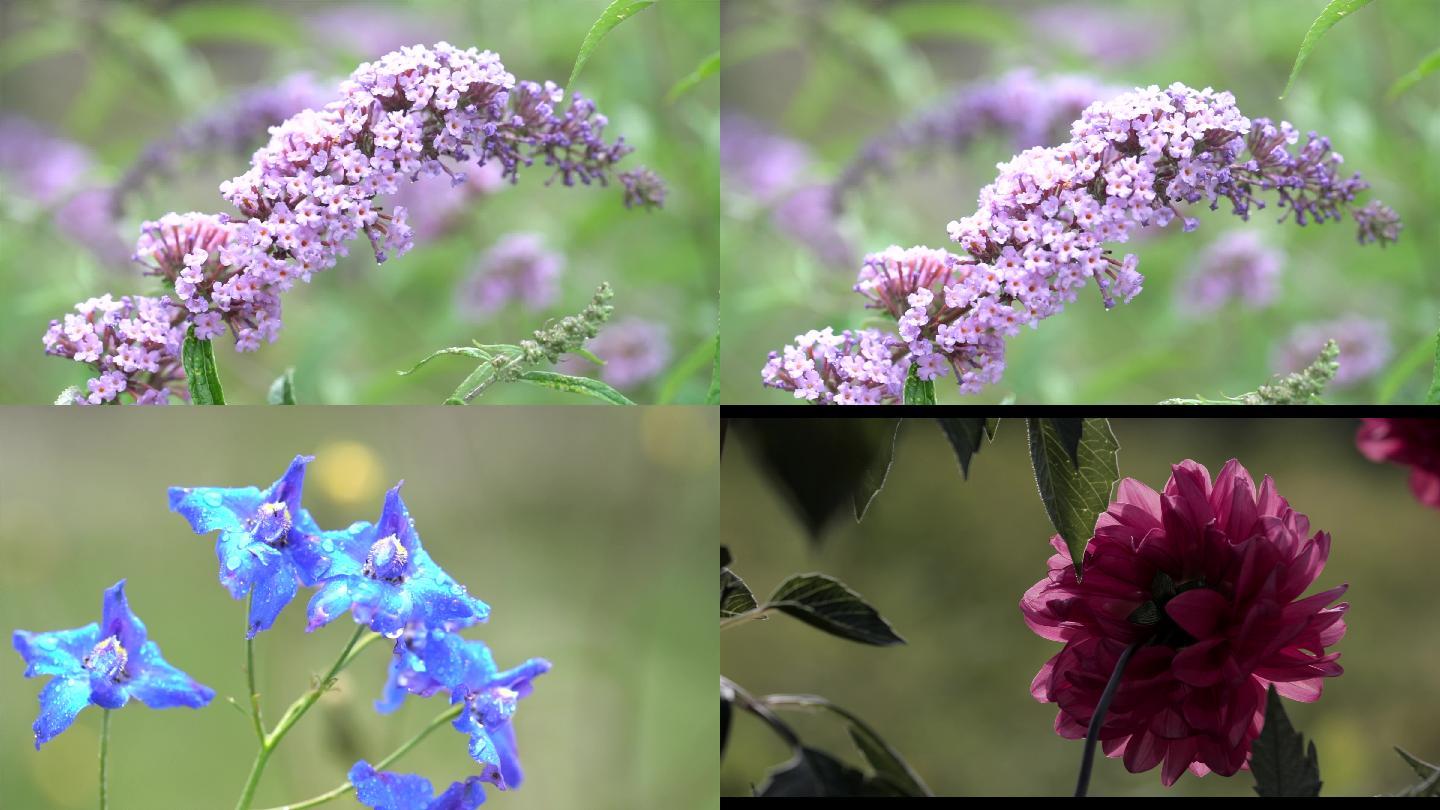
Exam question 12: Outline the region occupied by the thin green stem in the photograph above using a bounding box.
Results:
[719,606,769,631]
[1074,641,1140,798]
[99,709,110,810]
[255,702,465,810]
[245,596,265,744]
[234,625,380,810]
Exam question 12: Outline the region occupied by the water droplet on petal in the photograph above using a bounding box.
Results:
[226,555,242,571]
[38,636,58,650]
[204,492,224,506]
[321,539,335,553]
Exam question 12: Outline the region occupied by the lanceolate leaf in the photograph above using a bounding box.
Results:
[1388,46,1440,100]
[756,747,880,797]
[667,49,720,102]
[1048,417,1084,469]
[567,0,655,91]
[736,419,901,540]
[516,371,635,405]
[1026,418,1120,579]
[721,568,758,619]
[1280,0,1375,99]
[768,574,904,646]
[936,418,988,479]
[1391,747,1440,797]
[1250,685,1322,797]
[763,694,931,797]
[903,365,936,404]
[182,328,225,405]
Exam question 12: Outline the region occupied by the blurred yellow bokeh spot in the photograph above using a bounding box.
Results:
[640,408,716,473]
[312,441,385,506]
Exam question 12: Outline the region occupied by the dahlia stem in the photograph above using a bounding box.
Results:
[253,702,465,810]
[99,709,110,810]
[1074,640,1140,798]
[234,624,381,810]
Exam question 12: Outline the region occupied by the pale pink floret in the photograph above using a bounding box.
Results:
[1021,458,1347,786]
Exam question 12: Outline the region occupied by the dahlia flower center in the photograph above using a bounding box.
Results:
[364,534,409,582]
[1129,571,1208,649]
[251,501,293,547]
[83,636,128,682]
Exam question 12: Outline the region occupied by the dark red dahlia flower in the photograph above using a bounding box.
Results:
[1356,418,1440,509]
[1022,459,1347,786]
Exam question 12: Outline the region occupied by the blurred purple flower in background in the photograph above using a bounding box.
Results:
[1177,230,1282,313]
[1276,316,1392,388]
[558,317,670,389]
[770,185,856,269]
[396,161,506,241]
[458,233,564,318]
[305,6,454,59]
[1026,4,1176,67]
[720,114,813,204]
[0,116,92,205]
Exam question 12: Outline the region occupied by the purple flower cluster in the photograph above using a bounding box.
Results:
[557,317,671,389]
[761,327,906,404]
[832,71,1122,210]
[0,116,93,206]
[765,82,1398,403]
[1178,230,1282,313]
[42,294,186,404]
[1276,315,1392,388]
[458,233,563,317]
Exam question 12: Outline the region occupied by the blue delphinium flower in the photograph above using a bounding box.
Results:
[349,760,486,810]
[12,580,214,748]
[169,454,349,637]
[306,484,489,637]
[450,650,552,790]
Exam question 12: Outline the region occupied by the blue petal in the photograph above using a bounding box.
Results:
[350,760,435,810]
[264,455,314,519]
[406,553,489,631]
[420,631,473,690]
[429,778,487,810]
[168,485,263,535]
[375,657,411,715]
[32,676,92,749]
[457,639,499,691]
[127,641,215,709]
[13,625,97,678]
[359,583,414,637]
[464,725,508,789]
[216,531,281,600]
[247,556,299,638]
[490,721,524,790]
[99,580,148,654]
[290,513,371,586]
[306,576,367,631]
[375,483,416,549]
[488,658,551,699]
[89,676,129,710]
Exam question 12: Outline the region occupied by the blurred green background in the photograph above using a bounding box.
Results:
[0,0,718,404]
[0,407,718,808]
[721,0,1440,404]
[722,418,1440,796]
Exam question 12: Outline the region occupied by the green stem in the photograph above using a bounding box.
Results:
[719,606,769,631]
[245,596,265,744]
[99,709,110,810]
[255,702,465,810]
[234,625,380,810]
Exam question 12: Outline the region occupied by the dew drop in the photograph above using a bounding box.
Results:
[37,636,58,650]
[226,555,242,571]
[321,539,335,553]
[204,492,224,506]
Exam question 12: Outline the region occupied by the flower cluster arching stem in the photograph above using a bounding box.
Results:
[233,622,382,810]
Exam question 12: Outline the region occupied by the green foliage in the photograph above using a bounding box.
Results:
[707,333,721,405]
[756,747,874,797]
[164,2,306,50]
[763,695,931,797]
[1026,418,1120,579]
[266,368,296,405]
[903,365,936,404]
[1162,340,1338,405]
[516,371,635,405]
[1388,46,1440,99]
[568,0,656,91]
[767,573,905,647]
[1281,0,1375,99]
[720,548,757,619]
[1251,685,1323,797]
[1430,327,1440,404]
[1391,748,1440,797]
[182,330,226,405]
[935,417,990,479]
[667,50,719,103]
[733,419,900,539]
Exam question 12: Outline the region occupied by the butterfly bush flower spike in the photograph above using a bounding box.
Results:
[168,454,341,637]
[1022,459,1347,785]
[13,580,214,748]
[767,82,1397,402]
[307,483,489,637]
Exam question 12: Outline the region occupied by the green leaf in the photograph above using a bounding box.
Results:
[1429,327,1440,404]
[1251,685,1322,797]
[567,0,655,91]
[734,419,901,539]
[1391,747,1440,797]
[721,552,758,620]
[666,49,719,103]
[182,329,226,405]
[656,334,715,404]
[1048,417,1085,470]
[984,418,999,441]
[1388,46,1440,100]
[1026,418,1120,579]
[763,695,931,797]
[516,371,635,405]
[267,367,296,405]
[1280,0,1375,99]
[903,365,936,404]
[756,747,880,797]
[396,346,490,376]
[768,574,905,646]
[572,347,607,366]
[887,1,1022,46]
[706,333,721,405]
[936,418,988,479]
